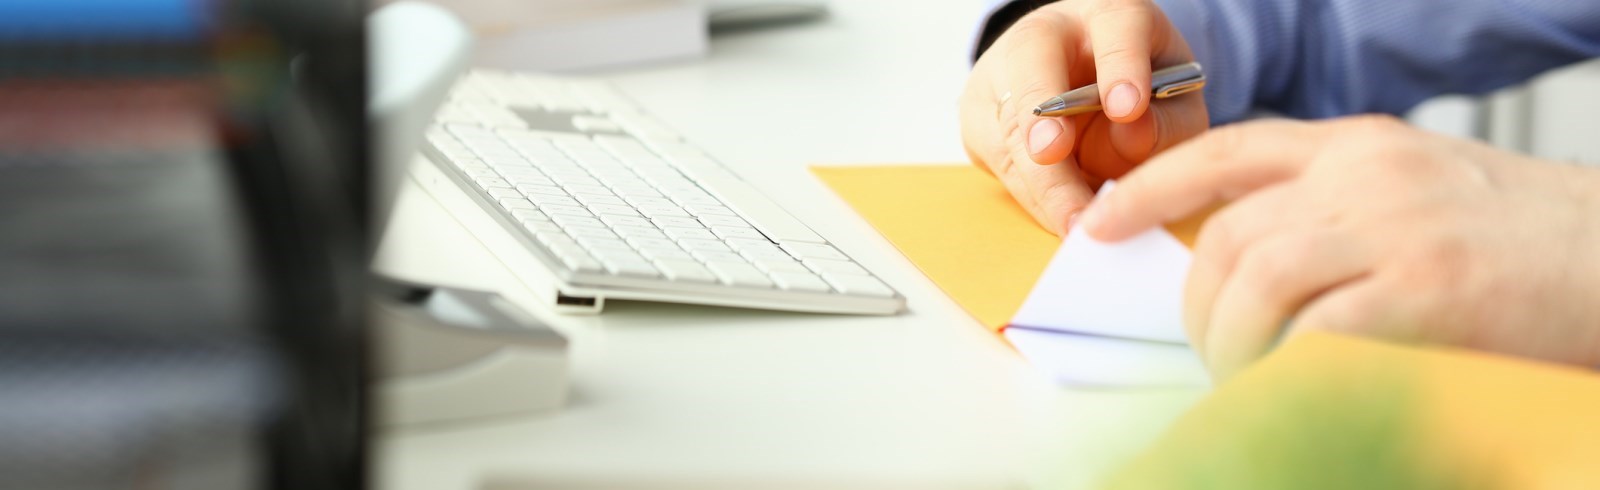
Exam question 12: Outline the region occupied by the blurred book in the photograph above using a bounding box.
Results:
[403,0,707,72]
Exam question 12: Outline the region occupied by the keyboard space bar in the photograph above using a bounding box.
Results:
[696,173,827,244]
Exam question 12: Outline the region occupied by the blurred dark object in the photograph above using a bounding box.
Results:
[0,0,369,489]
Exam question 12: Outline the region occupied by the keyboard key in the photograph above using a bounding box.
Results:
[677,239,731,253]
[639,247,695,261]
[551,249,603,274]
[626,237,681,251]
[771,271,831,293]
[600,215,654,228]
[541,205,592,218]
[782,243,848,261]
[567,227,619,240]
[652,217,703,229]
[497,168,544,180]
[725,238,775,249]
[613,225,666,239]
[627,197,677,208]
[520,219,563,235]
[553,176,603,188]
[587,204,640,217]
[498,197,537,211]
[753,258,811,274]
[528,195,581,207]
[552,215,606,230]
[711,226,767,241]
[738,246,796,262]
[698,215,748,228]
[486,187,521,200]
[474,175,511,189]
[517,184,566,197]
[575,195,629,207]
[506,174,557,186]
[663,228,717,241]
[600,258,660,278]
[693,250,747,264]
[823,274,894,298]
[653,259,718,283]
[484,153,531,168]
[616,188,666,200]
[805,258,870,276]
[534,231,576,249]
[564,184,615,196]
[706,262,774,288]
[639,206,692,219]
[510,209,549,222]
[577,237,633,252]
[684,204,738,217]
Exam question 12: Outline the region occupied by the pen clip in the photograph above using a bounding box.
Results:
[1150,62,1206,99]
[1155,80,1205,98]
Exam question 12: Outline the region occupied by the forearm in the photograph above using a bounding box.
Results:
[1156,0,1600,123]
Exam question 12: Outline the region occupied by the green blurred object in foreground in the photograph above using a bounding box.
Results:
[1099,337,1499,490]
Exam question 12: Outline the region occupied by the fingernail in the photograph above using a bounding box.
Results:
[1028,119,1063,156]
[1106,83,1139,119]
[1078,187,1113,232]
[1078,203,1105,232]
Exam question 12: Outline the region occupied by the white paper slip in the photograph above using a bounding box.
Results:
[1004,327,1210,387]
[1008,182,1192,344]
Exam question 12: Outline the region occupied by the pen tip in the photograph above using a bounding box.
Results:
[1031,108,1042,116]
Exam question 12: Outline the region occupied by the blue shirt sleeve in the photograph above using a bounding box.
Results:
[1152,0,1600,124]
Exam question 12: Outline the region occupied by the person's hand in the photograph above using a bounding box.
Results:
[1080,116,1600,379]
[960,0,1208,235]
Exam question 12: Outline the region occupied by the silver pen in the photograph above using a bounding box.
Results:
[1032,62,1206,117]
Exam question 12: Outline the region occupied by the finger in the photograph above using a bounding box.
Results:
[991,149,1043,226]
[1202,229,1377,379]
[1084,0,1159,122]
[959,73,1008,177]
[1009,148,1095,235]
[1285,275,1420,348]
[1075,115,1139,180]
[998,11,1082,166]
[1072,92,1208,180]
[1181,183,1302,361]
[1080,119,1330,241]
[1110,91,1208,163]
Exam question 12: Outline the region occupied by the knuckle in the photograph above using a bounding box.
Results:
[1011,78,1060,107]
[1008,10,1067,39]
[1193,213,1241,263]
[1232,240,1304,305]
[1092,0,1154,17]
[1039,179,1089,214]
[1302,299,1370,334]
[1339,114,1408,141]
[1403,231,1474,288]
[1094,43,1147,65]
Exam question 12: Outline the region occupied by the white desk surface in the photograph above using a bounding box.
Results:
[374,2,1205,488]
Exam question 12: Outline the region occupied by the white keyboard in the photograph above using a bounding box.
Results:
[417,71,905,314]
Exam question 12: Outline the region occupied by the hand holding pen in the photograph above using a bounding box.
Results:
[959,0,1210,235]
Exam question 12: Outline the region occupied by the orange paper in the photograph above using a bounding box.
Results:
[812,165,1058,330]
[811,164,1204,330]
